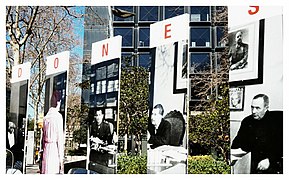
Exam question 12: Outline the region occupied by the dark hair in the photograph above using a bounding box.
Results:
[253,94,269,107]
[95,109,105,116]
[51,90,61,108]
[153,104,164,116]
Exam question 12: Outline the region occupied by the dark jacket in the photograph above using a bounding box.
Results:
[148,119,171,149]
[229,42,248,69]
[91,121,112,145]
[232,111,283,174]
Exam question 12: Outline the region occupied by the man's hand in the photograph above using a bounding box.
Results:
[257,158,270,171]
[91,137,104,144]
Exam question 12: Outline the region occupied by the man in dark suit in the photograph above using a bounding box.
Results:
[91,110,112,146]
[148,104,171,149]
[229,31,249,70]
[231,94,283,174]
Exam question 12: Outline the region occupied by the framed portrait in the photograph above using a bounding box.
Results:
[229,87,245,111]
[173,40,189,94]
[229,19,265,86]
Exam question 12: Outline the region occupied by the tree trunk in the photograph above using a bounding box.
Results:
[12,43,20,65]
[131,134,135,155]
[124,133,128,154]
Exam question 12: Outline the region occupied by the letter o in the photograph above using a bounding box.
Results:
[18,68,22,78]
[54,58,59,69]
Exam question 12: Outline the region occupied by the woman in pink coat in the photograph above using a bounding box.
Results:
[41,91,64,174]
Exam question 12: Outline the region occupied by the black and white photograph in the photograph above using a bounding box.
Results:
[148,42,188,174]
[88,59,119,174]
[229,19,264,85]
[146,13,189,174]
[230,14,283,174]
[228,29,249,71]
[229,87,244,111]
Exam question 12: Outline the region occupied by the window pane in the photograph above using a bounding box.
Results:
[215,52,227,73]
[164,6,184,19]
[138,54,151,69]
[114,28,133,47]
[190,79,212,100]
[139,6,159,21]
[121,53,133,67]
[190,6,210,22]
[190,53,211,73]
[190,27,211,47]
[216,26,226,47]
[113,6,134,21]
[139,28,150,47]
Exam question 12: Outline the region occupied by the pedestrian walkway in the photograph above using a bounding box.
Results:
[26,164,40,174]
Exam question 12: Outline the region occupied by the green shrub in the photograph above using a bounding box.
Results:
[188,155,230,174]
[117,154,147,174]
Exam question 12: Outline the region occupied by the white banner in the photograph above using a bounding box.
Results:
[229,6,282,27]
[150,14,189,48]
[11,62,31,83]
[91,36,122,65]
[46,51,70,76]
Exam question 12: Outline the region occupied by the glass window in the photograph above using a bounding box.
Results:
[190,53,211,73]
[216,26,226,47]
[164,6,184,19]
[84,29,107,50]
[138,53,151,69]
[113,6,134,22]
[190,27,211,47]
[114,28,133,47]
[190,6,210,22]
[215,52,227,73]
[138,27,150,47]
[139,6,159,21]
[190,79,212,100]
[121,53,134,67]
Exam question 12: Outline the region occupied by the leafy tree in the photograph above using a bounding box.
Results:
[189,84,230,162]
[118,56,149,154]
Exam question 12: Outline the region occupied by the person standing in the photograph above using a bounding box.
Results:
[231,94,283,174]
[41,91,64,174]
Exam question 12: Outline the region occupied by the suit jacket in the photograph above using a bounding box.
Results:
[148,119,171,149]
[232,111,283,174]
[229,42,248,68]
[91,121,112,145]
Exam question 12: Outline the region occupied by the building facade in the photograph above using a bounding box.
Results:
[111,6,228,111]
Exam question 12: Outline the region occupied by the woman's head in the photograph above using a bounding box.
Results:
[51,90,61,108]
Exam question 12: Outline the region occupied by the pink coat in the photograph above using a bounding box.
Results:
[41,107,64,174]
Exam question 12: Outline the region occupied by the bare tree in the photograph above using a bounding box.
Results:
[6,6,84,155]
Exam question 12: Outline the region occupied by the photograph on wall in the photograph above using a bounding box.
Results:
[6,62,31,174]
[148,42,188,174]
[88,59,119,174]
[229,10,283,174]
[87,36,122,174]
[6,81,29,174]
[229,19,264,85]
[41,72,67,174]
[229,87,245,111]
[147,14,189,174]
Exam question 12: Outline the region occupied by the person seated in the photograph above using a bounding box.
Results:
[148,104,185,149]
[90,110,113,150]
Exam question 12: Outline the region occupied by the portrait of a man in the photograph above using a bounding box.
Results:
[228,30,249,71]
